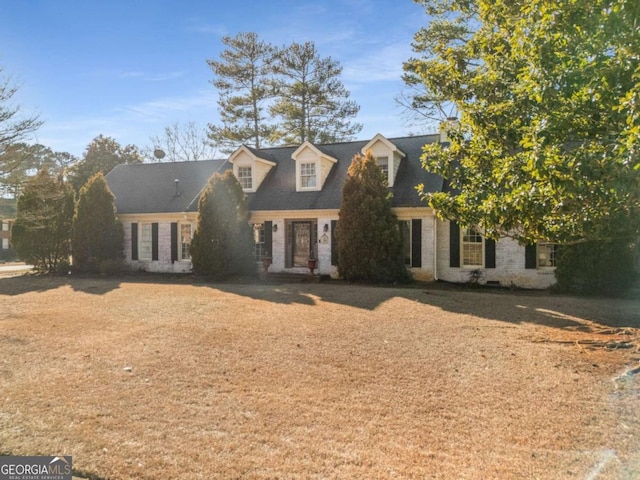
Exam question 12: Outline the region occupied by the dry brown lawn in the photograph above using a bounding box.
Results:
[0,274,639,479]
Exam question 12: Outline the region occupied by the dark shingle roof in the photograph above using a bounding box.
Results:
[246,134,443,211]
[105,134,444,215]
[106,160,227,214]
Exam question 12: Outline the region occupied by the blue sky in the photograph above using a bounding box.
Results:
[0,0,430,158]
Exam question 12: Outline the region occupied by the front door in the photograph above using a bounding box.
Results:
[292,221,312,267]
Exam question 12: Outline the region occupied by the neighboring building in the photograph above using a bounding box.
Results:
[105,133,557,288]
[0,219,13,251]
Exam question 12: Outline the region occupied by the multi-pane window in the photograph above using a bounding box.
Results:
[139,223,152,261]
[300,162,316,188]
[537,242,557,267]
[253,223,266,261]
[376,156,389,179]
[1,221,9,231]
[237,166,252,190]
[181,224,192,260]
[462,228,483,267]
[399,220,411,266]
[1,238,8,250]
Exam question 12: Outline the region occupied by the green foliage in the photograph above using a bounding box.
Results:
[207,32,276,152]
[69,135,142,192]
[208,35,361,149]
[405,0,640,245]
[72,173,124,272]
[336,151,410,283]
[270,41,362,145]
[1,143,76,198]
[555,240,637,297]
[11,168,75,273]
[190,170,256,277]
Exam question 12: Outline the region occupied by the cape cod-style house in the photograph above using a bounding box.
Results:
[105,133,557,289]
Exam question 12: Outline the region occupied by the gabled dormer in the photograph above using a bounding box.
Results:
[291,141,338,192]
[229,145,277,193]
[361,134,406,187]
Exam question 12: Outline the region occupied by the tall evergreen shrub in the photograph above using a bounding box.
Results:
[190,170,255,277]
[336,150,410,283]
[72,173,124,272]
[11,168,75,273]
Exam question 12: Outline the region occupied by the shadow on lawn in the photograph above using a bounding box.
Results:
[0,273,122,296]
[209,280,640,332]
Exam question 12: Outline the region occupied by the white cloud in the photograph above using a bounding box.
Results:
[342,42,412,83]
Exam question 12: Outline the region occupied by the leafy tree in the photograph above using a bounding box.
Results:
[336,150,410,283]
[207,32,276,152]
[146,122,217,162]
[69,135,142,191]
[404,0,640,246]
[0,143,77,198]
[72,173,124,272]
[190,170,255,277]
[11,168,75,273]
[270,41,362,145]
[0,65,42,159]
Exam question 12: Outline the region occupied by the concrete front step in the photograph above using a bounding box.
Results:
[259,271,323,283]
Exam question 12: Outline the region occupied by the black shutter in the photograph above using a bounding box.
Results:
[449,222,460,267]
[131,223,138,261]
[331,220,338,266]
[485,238,496,268]
[525,244,537,269]
[152,223,159,261]
[264,221,273,257]
[411,219,422,268]
[171,222,178,263]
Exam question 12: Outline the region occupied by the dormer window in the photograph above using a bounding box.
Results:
[229,145,276,193]
[362,134,406,187]
[300,162,317,188]
[292,142,338,192]
[237,166,252,190]
[376,156,389,178]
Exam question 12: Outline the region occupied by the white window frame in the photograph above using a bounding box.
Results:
[376,156,389,182]
[237,166,253,190]
[461,227,484,268]
[1,221,9,232]
[1,238,8,250]
[180,223,193,261]
[253,223,266,262]
[537,242,557,268]
[299,162,317,189]
[139,223,153,261]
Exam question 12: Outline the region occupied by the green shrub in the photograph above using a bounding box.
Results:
[336,150,410,283]
[11,168,75,274]
[72,173,124,272]
[190,171,256,278]
[554,240,637,296]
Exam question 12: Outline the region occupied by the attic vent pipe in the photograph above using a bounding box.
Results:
[174,179,180,196]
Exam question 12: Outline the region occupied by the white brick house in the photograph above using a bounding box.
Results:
[105,134,557,289]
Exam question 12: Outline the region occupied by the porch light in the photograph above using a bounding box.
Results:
[323,224,329,232]
[273,224,278,233]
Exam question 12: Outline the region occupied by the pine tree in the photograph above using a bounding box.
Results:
[336,151,410,283]
[207,32,276,152]
[190,170,255,277]
[270,41,362,145]
[72,172,124,272]
[11,168,75,273]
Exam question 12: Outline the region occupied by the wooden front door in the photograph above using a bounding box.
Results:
[292,221,312,267]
